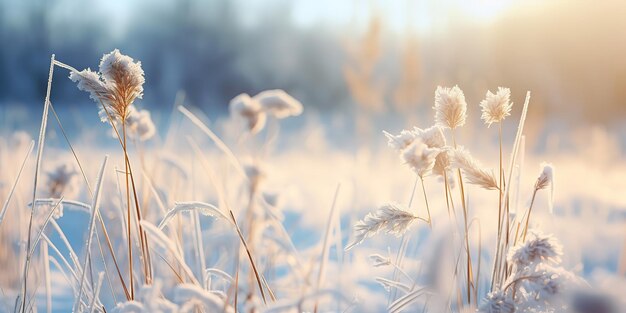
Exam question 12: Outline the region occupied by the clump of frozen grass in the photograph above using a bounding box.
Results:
[174,284,234,313]
[346,203,419,250]
[480,87,513,127]
[477,230,581,312]
[69,49,145,124]
[434,85,467,130]
[508,230,563,268]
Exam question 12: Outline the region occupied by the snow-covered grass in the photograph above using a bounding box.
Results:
[0,51,624,313]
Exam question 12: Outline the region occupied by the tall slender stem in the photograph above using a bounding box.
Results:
[452,129,473,305]
[491,123,504,290]
[20,54,55,313]
[388,176,419,304]
[419,176,432,228]
[122,123,134,300]
[522,188,539,242]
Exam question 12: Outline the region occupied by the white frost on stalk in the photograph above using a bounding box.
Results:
[346,203,417,250]
[158,202,226,229]
[254,89,303,118]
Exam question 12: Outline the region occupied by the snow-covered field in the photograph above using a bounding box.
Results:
[0,50,625,313]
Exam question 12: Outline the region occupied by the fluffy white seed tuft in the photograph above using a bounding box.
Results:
[480,87,513,127]
[402,140,440,178]
[70,49,145,124]
[434,85,467,129]
[507,230,563,268]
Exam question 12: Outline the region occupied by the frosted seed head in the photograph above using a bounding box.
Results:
[434,85,467,129]
[480,87,513,127]
[417,125,447,148]
[383,129,418,151]
[507,230,563,268]
[402,140,439,178]
[254,89,303,119]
